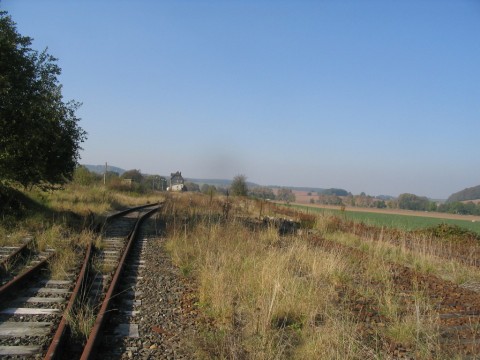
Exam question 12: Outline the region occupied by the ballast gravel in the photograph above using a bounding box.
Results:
[100,235,200,359]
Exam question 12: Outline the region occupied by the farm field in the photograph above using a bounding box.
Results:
[282,202,480,235]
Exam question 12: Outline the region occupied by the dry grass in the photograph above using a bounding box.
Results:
[66,301,97,341]
[34,183,163,216]
[162,195,460,359]
[2,186,472,358]
[34,225,97,280]
[165,198,371,359]
[315,215,480,287]
[0,227,32,246]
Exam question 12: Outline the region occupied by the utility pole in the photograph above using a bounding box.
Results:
[104,162,107,185]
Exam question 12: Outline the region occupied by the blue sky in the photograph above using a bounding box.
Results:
[3,1,480,198]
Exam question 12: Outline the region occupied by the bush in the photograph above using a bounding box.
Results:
[418,223,480,242]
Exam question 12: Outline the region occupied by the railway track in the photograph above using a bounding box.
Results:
[0,203,161,359]
[93,217,151,359]
[0,243,71,358]
[79,204,160,359]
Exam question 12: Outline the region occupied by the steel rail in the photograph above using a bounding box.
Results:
[80,205,160,360]
[0,252,56,304]
[107,203,158,219]
[0,239,32,277]
[100,203,159,228]
[44,241,94,359]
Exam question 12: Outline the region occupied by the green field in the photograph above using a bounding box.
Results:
[283,204,480,235]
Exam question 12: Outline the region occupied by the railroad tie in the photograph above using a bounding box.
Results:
[0,345,42,356]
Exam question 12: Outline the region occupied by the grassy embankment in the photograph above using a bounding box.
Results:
[163,195,368,359]
[0,184,163,279]
[163,194,477,359]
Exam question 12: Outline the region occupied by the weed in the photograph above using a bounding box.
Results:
[66,302,96,341]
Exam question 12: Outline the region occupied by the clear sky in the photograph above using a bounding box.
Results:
[3,1,480,198]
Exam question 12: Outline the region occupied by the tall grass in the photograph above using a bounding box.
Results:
[165,209,370,358]
[314,214,480,287]
[31,183,163,216]
[162,195,461,359]
[0,227,31,246]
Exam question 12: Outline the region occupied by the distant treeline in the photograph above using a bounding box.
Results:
[436,201,480,215]
[73,166,167,193]
[314,192,480,215]
[394,193,480,216]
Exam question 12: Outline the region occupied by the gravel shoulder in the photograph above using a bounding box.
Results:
[135,236,199,359]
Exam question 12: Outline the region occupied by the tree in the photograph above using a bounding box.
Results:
[72,166,100,186]
[105,171,119,182]
[397,193,432,211]
[201,184,217,195]
[322,188,349,196]
[277,188,296,204]
[184,181,200,192]
[438,201,479,215]
[230,174,248,196]
[353,193,376,208]
[144,175,166,191]
[121,169,144,183]
[249,186,275,200]
[0,11,86,188]
[317,193,342,205]
[374,200,387,209]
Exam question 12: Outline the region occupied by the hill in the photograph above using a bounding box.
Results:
[269,185,326,193]
[186,178,260,188]
[447,185,480,203]
[84,164,126,176]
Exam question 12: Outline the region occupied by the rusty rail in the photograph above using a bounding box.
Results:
[95,203,159,232]
[80,205,159,360]
[44,242,94,359]
[0,253,55,304]
[0,239,33,277]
